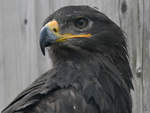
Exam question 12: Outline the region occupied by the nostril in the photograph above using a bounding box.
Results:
[53,28,57,32]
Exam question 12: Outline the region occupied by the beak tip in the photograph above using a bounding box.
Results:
[41,48,45,56]
[40,43,45,56]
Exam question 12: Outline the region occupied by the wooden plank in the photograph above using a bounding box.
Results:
[0,2,5,110]
[0,0,42,111]
[142,0,150,112]
[118,0,144,113]
[0,0,27,109]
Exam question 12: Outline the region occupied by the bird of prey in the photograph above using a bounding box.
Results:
[2,5,133,113]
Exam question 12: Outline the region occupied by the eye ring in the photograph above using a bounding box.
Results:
[74,17,89,29]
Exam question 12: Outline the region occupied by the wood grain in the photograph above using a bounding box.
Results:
[0,0,149,113]
[143,0,150,112]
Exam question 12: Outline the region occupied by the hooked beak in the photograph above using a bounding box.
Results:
[40,20,92,55]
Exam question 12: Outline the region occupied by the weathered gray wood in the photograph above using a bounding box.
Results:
[143,0,150,112]
[0,0,149,113]
[0,0,51,111]
[0,5,5,110]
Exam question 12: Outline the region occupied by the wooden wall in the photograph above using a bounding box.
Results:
[0,0,150,113]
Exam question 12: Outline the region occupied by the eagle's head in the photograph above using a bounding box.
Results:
[39,6,133,113]
[40,6,127,61]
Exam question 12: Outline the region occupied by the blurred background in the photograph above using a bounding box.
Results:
[0,0,150,113]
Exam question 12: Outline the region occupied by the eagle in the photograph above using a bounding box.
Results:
[2,5,133,113]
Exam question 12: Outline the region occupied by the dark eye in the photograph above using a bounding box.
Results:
[74,17,89,29]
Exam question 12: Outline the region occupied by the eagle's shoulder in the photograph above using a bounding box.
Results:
[1,69,58,113]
